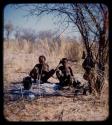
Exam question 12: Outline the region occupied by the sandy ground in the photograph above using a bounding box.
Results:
[4,94,108,121]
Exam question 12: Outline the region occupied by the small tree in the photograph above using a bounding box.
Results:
[37,30,54,40]
[4,21,13,40]
[14,26,22,41]
[21,28,37,42]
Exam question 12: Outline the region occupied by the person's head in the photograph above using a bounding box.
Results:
[60,58,68,66]
[39,55,46,64]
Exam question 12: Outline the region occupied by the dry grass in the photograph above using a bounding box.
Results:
[3,39,83,84]
[4,95,109,121]
[3,39,109,121]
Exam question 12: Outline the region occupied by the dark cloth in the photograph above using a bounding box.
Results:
[56,66,74,87]
[29,63,55,83]
[23,76,32,90]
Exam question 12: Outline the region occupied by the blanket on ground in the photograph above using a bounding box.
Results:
[4,83,63,101]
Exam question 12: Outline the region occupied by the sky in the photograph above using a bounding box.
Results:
[4,4,80,39]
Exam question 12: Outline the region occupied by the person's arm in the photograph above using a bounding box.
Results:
[47,64,49,71]
[44,64,49,72]
[69,67,74,76]
[56,66,64,79]
[56,70,61,79]
[69,67,76,84]
[29,64,38,77]
[29,68,35,77]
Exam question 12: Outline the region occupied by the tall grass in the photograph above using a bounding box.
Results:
[4,39,83,58]
[4,38,83,83]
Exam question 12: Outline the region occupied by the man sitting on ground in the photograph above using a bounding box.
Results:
[56,58,74,88]
[29,55,55,83]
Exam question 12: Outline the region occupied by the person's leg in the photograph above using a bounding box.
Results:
[68,76,73,86]
[64,75,72,86]
[88,81,92,94]
[42,69,55,82]
[55,76,65,88]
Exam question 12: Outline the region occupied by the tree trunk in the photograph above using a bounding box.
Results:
[85,9,108,95]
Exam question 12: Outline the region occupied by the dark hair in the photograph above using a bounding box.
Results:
[39,55,46,61]
[61,58,68,64]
